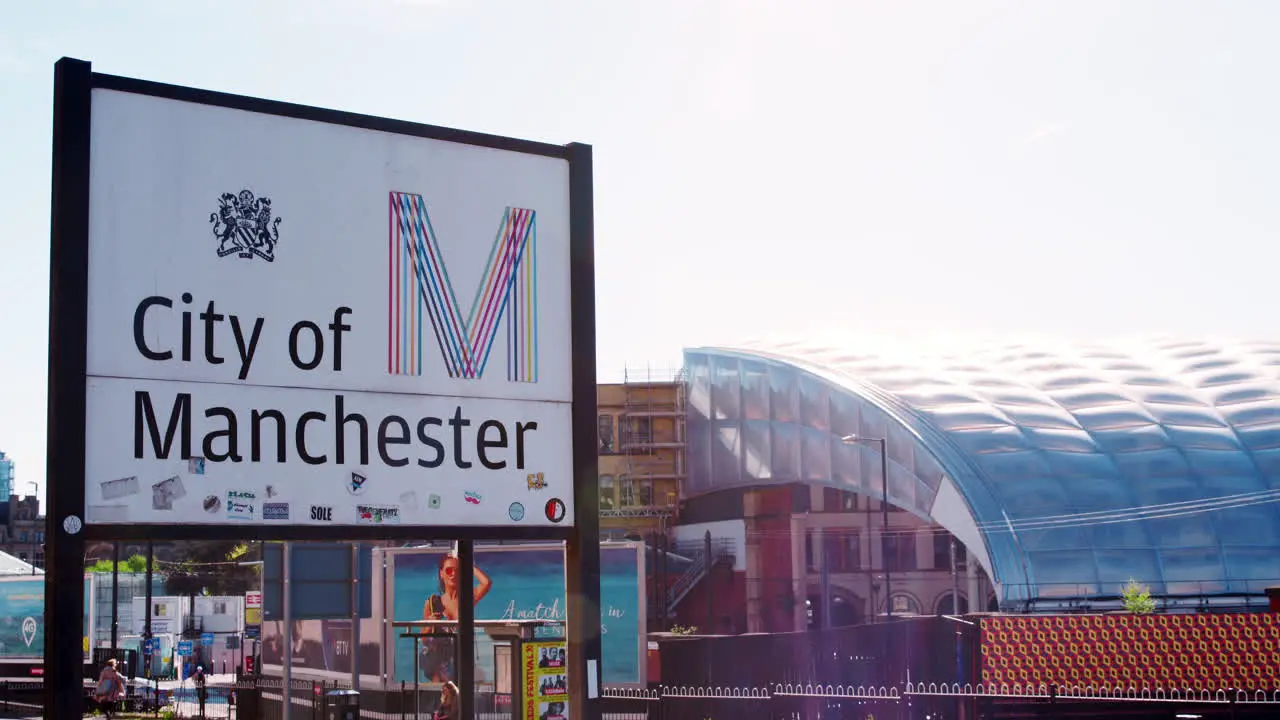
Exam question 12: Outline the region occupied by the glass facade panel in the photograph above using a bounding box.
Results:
[742,420,773,480]
[832,439,861,488]
[711,423,742,486]
[686,412,711,494]
[741,362,770,421]
[0,452,13,499]
[801,428,831,482]
[799,375,829,431]
[1221,547,1279,591]
[1020,525,1090,554]
[1096,549,1163,595]
[1160,548,1226,594]
[771,422,801,482]
[1026,550,1098,598]
[831,393,860,440]
[711,356,741,421]
[769,366,799,424]
[686,339,1280,605]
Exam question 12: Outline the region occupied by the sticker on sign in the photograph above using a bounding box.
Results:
[76,87,579,528]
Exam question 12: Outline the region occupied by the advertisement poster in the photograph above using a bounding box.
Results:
[244,591,262,638]
[390,543,644,686]
[261,618,381,677]
[522,640,569,720]
[0,576,93,663]
[0,578,44,660]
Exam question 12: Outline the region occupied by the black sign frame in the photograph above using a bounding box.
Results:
[46,57,601,720]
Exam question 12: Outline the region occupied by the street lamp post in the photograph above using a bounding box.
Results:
[842,435,891,620]
[28,482,39,574]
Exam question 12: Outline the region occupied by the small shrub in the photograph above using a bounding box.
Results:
[1121,578,1156,614]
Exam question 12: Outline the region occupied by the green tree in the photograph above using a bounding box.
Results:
[163,541,258,596]
[1121,578,1156,614]
[85,554,151,573]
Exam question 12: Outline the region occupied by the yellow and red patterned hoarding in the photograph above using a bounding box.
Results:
[981,613,1280,691]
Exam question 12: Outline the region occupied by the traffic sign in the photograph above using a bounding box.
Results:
[201,632,214,647]
[177,641,193,656]
[225,635,240,650]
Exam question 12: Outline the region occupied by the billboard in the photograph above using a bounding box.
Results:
[0,576,93,663]
[261,617,382,679]
[79,83,577,528]
[387,543,644,687]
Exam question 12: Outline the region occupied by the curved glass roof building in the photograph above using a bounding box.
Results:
[683,339,1280,609]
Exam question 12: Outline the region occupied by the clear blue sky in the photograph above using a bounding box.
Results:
[3,0,1279,499]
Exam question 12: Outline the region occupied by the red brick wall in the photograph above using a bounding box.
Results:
[751,487,799,632]
[673,570,747,635]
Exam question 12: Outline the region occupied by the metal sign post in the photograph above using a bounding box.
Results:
[45,57,92,720]
[351,542,361,691]
[566,141,604,720]
[458,540,476,720]
[282,541,292,720]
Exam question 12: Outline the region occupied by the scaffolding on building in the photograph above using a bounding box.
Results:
[599,365,687,524]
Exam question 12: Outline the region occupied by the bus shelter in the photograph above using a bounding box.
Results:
[395,619,567,720]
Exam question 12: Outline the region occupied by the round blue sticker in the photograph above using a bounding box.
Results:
[508,502,525,521]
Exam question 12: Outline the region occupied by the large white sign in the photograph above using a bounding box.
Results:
[84,89,574,527]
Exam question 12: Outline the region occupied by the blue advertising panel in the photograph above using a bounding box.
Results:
[389,543,644,686]
[0,576,94,662]
[177,641,193,656]
[262,542,373,620]
[0,578,45,660]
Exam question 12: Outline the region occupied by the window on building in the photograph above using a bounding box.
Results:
[890,594,920,615]
[638,480,654,507]
[882,533,917,572]
[837,533,861,572]
[625,418,653,446]
[18,532,26,544]
[936,592,969,614]
[806,532,861,573]
[619,476,636,507]
[599,475,616,511]
[932,533,966,570]
[213,601,229,614]
[822,488,859,513]
[597,414,616,454]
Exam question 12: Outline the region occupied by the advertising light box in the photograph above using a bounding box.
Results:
[80,87,577,528]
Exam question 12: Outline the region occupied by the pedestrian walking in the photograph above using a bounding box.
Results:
[194,664,208,718]
[94,658,126,719]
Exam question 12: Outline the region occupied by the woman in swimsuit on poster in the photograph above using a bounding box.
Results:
[420,546,493,683]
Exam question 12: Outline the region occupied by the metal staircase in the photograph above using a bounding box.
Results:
[665,539,735,615]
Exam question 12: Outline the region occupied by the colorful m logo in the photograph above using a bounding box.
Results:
[388,192,537,382]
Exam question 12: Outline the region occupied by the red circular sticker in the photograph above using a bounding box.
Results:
[544,498,566,523]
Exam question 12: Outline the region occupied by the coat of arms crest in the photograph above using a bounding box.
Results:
[209,189,282,262]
